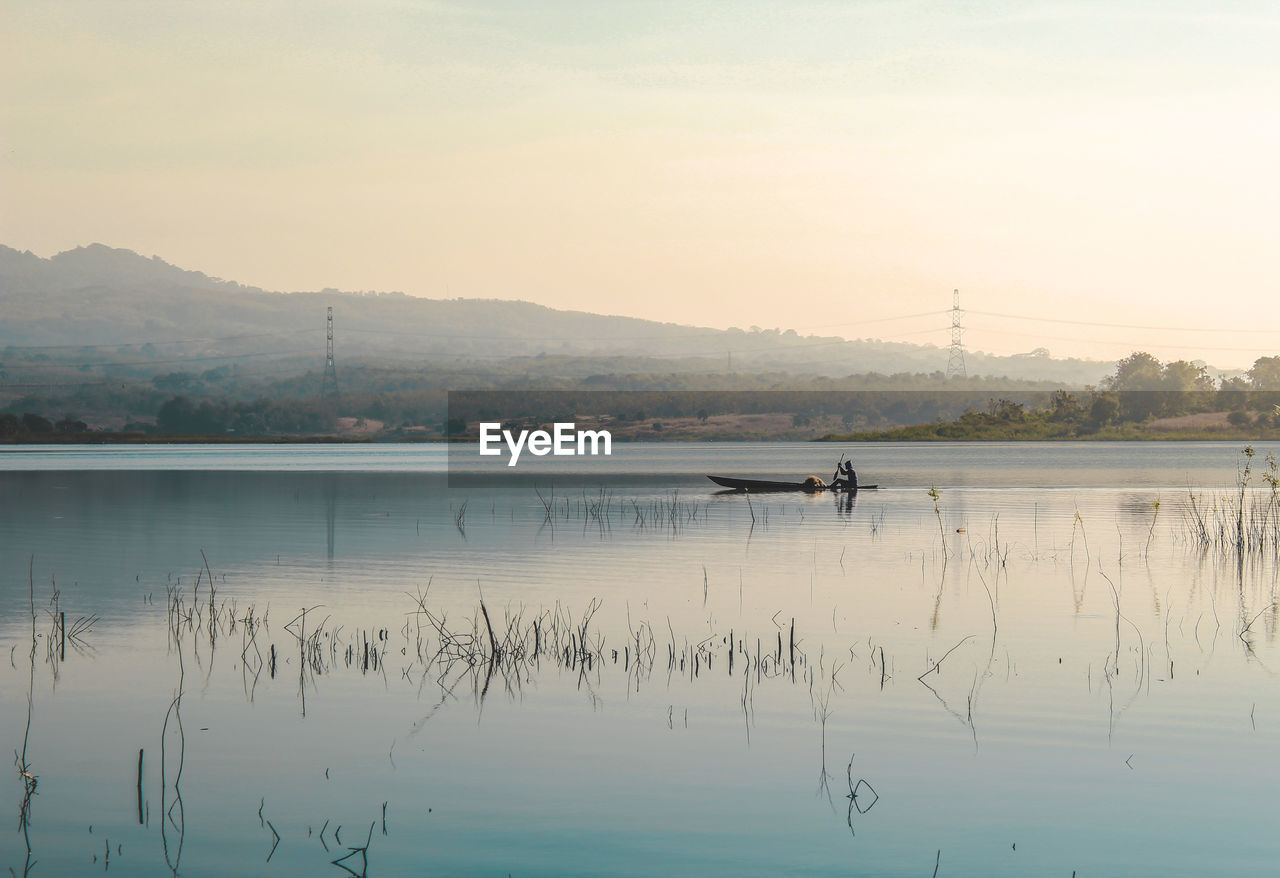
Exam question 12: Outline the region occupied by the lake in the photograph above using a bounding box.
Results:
[2,441,1279,876]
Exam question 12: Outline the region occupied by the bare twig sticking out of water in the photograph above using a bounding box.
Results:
[917,635,977,682]
[166,561,268,671]
[971,513,1010,571]
[534,485,554,523]
[137,749,144,825]
[44,601,98,674]
[971,563,999,650]
[927,486,948,560]
[868,507,886,539]
[1101,569,1123,677]
[1146,499,1161,556]
[1099,566,1149,738]
[200,550,217,644]
[1071,506,1091,565]
[578,488,615,524]
[624,494,708,532]
[530,487,716,533]
[529,487,622,534]
[479,599,499,663]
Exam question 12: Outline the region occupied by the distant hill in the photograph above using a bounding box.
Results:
[0,243,1114,384]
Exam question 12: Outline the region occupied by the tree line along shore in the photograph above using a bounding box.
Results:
[3,352,1280,443]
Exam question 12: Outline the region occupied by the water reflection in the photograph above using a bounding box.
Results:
[159,653,185,875]
[325,474,338,562]
[5,449,1280,876]
[845,760,881,838]
[16,562,37,878]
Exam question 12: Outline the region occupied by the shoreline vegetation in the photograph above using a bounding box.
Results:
[818,408,1280,442]
[2,414,1279,444]
[0,431,377,445]
[818,422,1280,442]
[4,352,1280,445]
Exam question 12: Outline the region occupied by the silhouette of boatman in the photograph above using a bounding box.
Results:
[831,459,858,492]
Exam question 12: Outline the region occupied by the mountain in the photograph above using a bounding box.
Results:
[0,243,1113,384]
[0,243,257,294]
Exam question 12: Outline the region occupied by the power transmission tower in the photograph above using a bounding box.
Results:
[946,289,967,379]
[321,306,340,398]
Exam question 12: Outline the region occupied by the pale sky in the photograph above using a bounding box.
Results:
[4,1,1280,368]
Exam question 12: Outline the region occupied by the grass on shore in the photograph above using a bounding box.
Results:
[818,422,1280,442]
[0,432,376,445]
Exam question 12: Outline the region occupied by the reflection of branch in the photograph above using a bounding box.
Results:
[971,564,998,662]
[917,632,991,749]
[813,681,836,804]
[44,600,98,673]
[284,606,327,717]
[1098,568,1152,739]
[265,818,281,863]
[331,822,375,877]
[15,556,38,876]
[161,640,186,876]
[842,756,880,837]
[1239,602,1277,653]
[918,673,973,730]
[851,779,879,814]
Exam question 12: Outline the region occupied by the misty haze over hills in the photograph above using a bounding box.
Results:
[0,244,1114,383]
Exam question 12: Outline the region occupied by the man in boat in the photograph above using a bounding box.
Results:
[831,459,858,492]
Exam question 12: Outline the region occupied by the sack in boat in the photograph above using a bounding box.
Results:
[803,476,827,492]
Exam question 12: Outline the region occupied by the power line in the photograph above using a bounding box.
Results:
[965,325,1280,354]
[407,325,949,363]
[969,310,1280,335]
[796,310,948,331]
[338,309,945,343]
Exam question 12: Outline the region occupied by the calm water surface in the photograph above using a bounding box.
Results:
[2,442,1279,876]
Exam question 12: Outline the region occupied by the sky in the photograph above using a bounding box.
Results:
[4,0,1280,368]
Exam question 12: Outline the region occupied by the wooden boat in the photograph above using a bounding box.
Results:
[707,475,878,493]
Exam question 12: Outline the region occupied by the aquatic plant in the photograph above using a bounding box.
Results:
[1183,446,1280,556]
[927,485,947,558]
